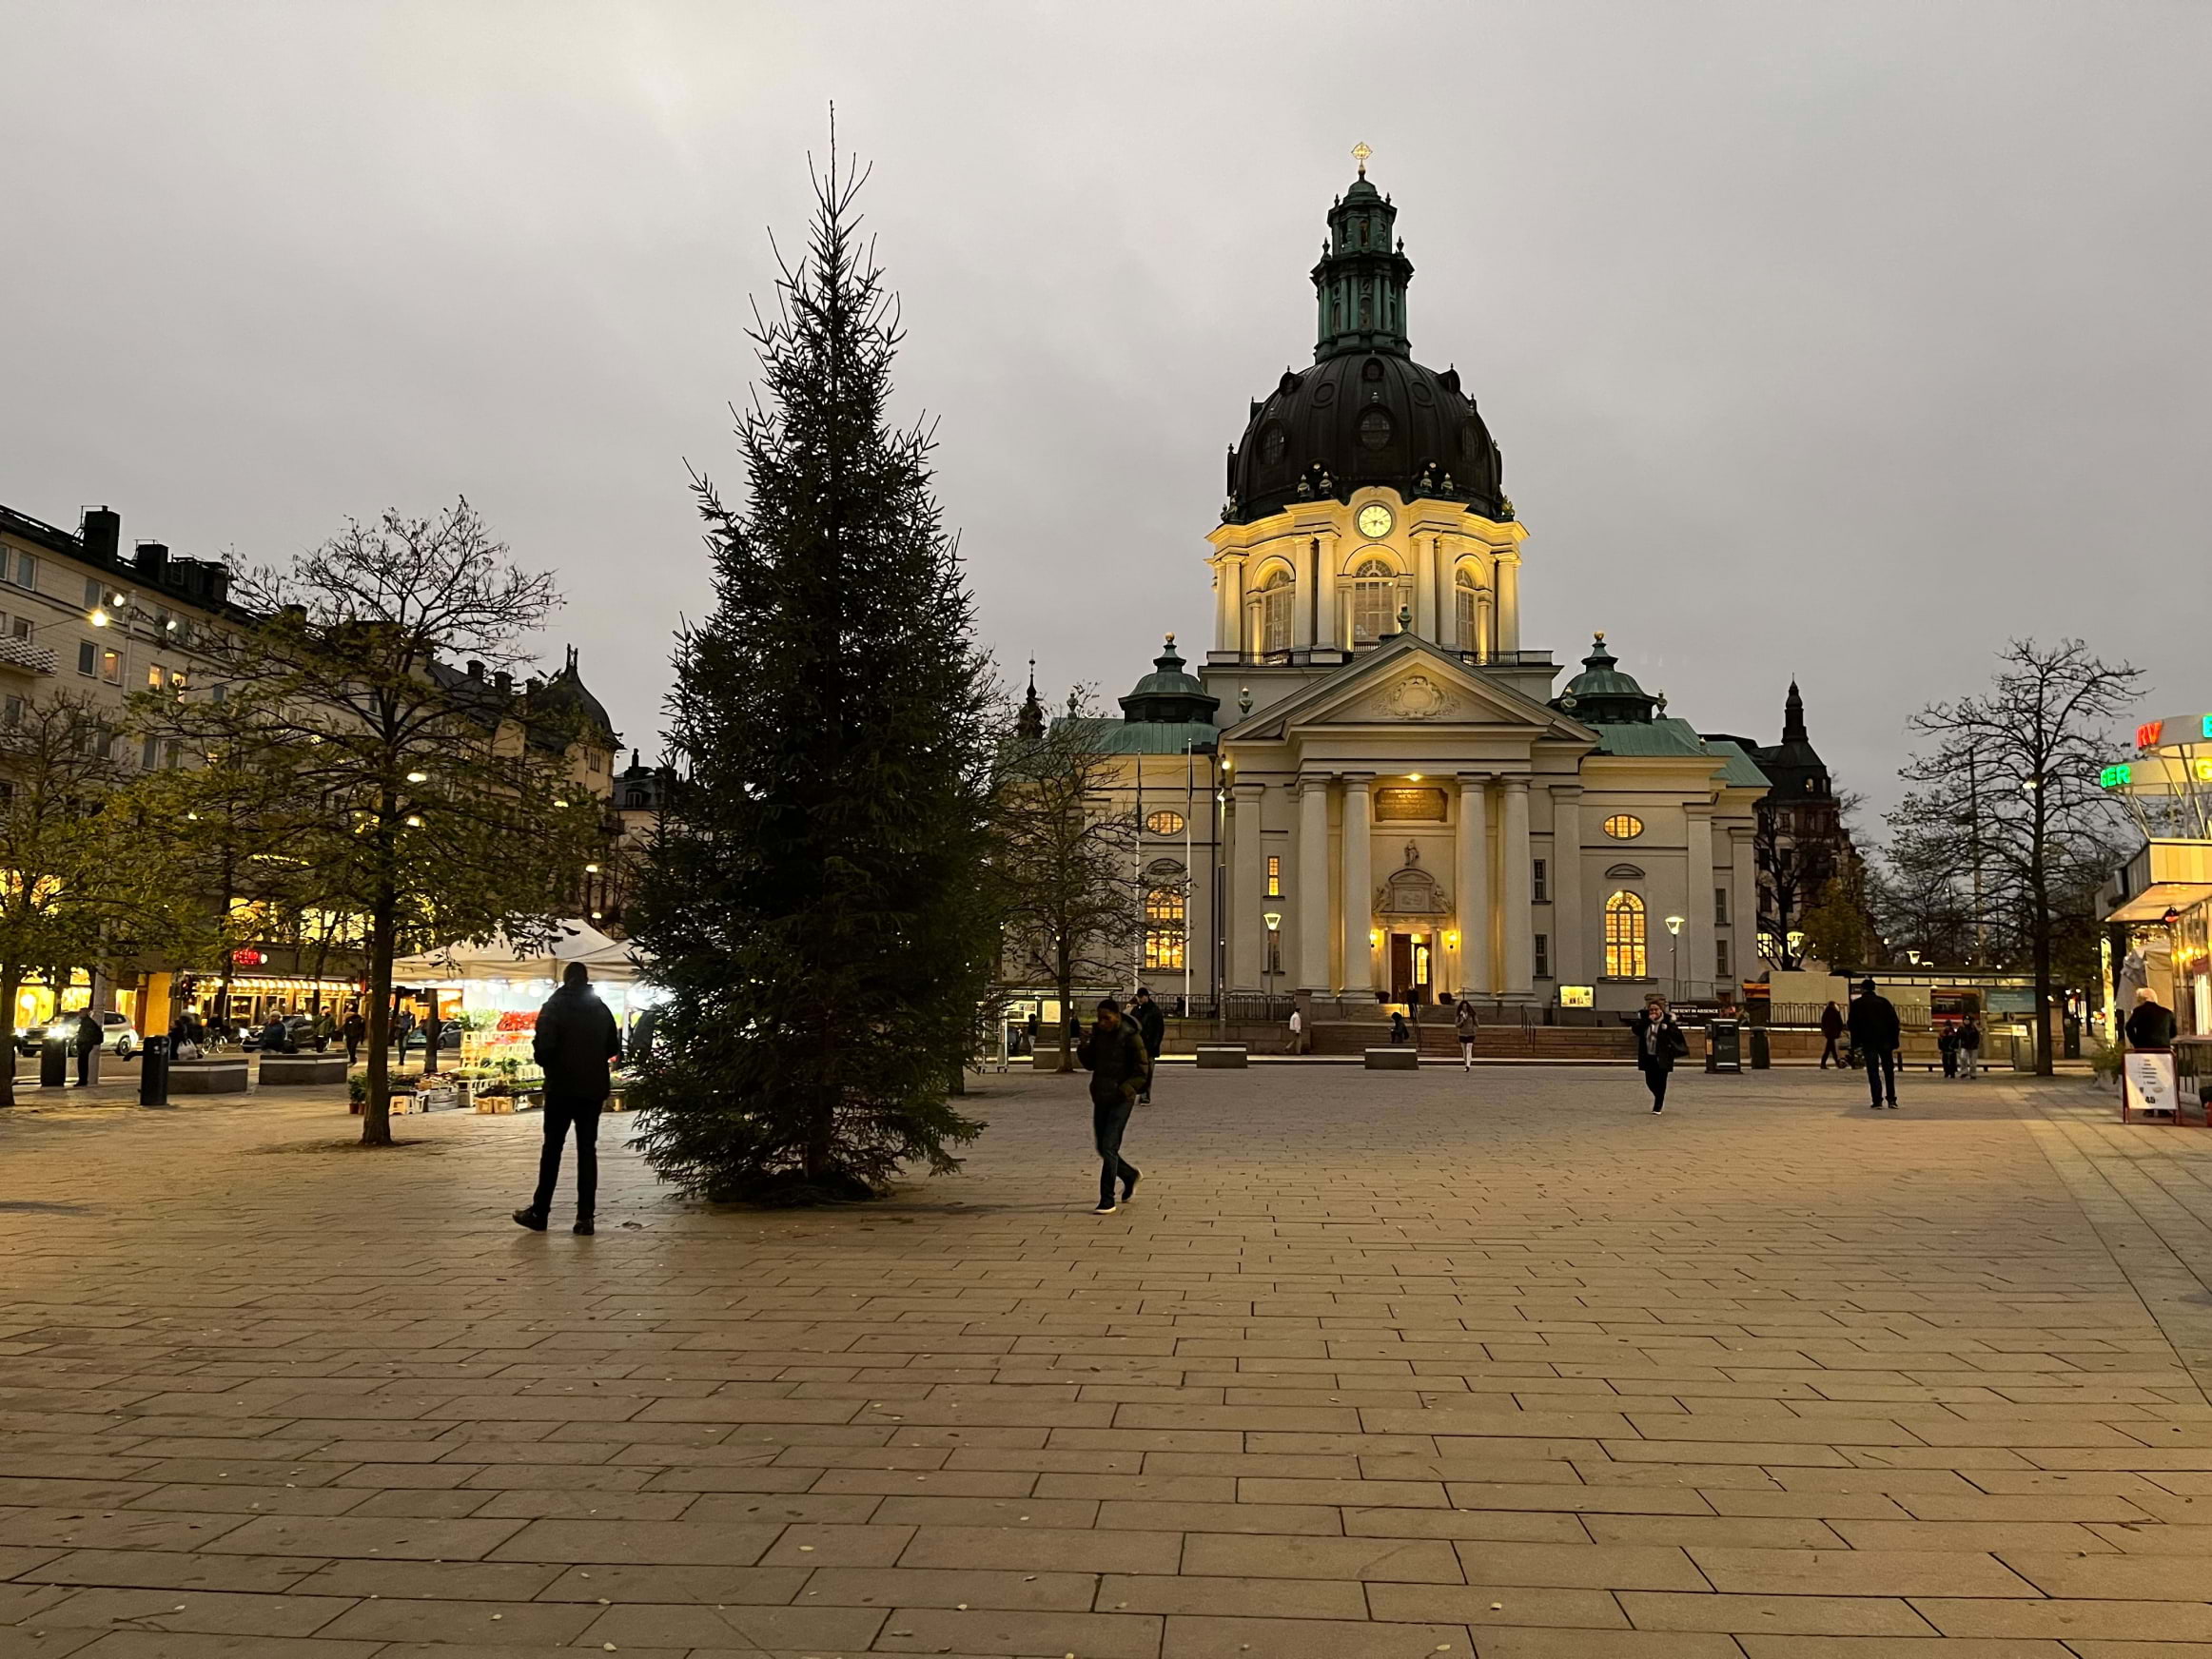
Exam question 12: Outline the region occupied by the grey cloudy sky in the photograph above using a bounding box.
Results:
[6,2,2207,817]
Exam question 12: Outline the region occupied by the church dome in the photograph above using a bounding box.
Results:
[1119,634,1220,726]
[1223,169,1505,525]
[1553,634,1657,724]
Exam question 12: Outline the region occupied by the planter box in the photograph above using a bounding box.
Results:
[259,1054,349,1086]
[1194,1044,1248,1069]
[1365,1046,1419,1070]
[168,1059,250,1094]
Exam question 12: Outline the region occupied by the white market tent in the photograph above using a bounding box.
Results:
[392,920,642,987]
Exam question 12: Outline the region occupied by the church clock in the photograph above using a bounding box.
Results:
[1357,503,1394,539]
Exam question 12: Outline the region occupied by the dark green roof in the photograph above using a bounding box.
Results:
[1586,718,1770,788]
[1052,717,1219,756]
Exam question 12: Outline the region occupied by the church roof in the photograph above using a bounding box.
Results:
[1553,634,1659,725]
[1056,718,1221,755]
[1584,718,1771,788]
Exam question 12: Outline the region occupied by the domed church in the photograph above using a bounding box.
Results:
[1064,157,1770,1016]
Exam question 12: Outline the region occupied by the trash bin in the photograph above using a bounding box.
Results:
[1706,1018,1743,1074]
[139,1035,169,1107]
[40,1032,68,1088]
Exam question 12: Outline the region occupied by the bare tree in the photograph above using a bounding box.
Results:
[1902,639,2142,1074]
[139,500,607,1144]
[993,691,1140,1072]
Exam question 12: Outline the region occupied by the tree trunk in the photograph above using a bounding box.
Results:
[2031,911,2056,1077]
[0,964,18,1109]
[361,891,397,1146]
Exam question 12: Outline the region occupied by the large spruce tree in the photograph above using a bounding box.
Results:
[630,148,994,1203]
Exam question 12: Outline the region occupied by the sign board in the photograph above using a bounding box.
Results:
[1556,985,1594,1008]
[1374,788,1447,822]
[1706,1018,1743,1073]
[2124,1051,2179,1120]
[1986,988,2036,1015]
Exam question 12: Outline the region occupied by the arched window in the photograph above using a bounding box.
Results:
[1350,556,1398,645]
[1604,891,1648,979]
[1251,564,1294,654]
[1454,567,1485,652]
[1144,882,1185,970]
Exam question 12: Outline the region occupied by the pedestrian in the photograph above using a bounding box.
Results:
[1454,996,1480,1071]
[513,962,622,1237]
[1390,1010,1410,1045]
[343,1008,365,1065]
[393,1006,416,1054]
[260,1011,292,1054]
[1284,1005,1303,1055]
[1957,1014,1983,1080]
[1818,1001,1844,1068]
[316,1009,338,1053]
[1938,1025,1960,1080]
[72,1006,102,1085]
[1629,991,1686,1112]
[1847,977,1901,1109]
[1075,996,1147,1215]
[630,1005,661,1068]
[2126,986,2177,1052]
[1131,986,1165,1105]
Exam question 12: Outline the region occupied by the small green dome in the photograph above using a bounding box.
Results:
[1120,634,1220,726]
[1552,633,1657,724]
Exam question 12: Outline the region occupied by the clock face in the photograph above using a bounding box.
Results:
[1357,503,1394,539]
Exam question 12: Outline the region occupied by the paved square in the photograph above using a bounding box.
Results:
[5,1062,2212,1656]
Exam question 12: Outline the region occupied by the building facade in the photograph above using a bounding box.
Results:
[1057,164,1773,1016]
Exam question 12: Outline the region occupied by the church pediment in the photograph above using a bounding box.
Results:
[1228,635,1595,743]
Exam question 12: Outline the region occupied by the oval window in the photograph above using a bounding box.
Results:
[1145,810,1186,837]
[1602,813,1644,840]
[1359,407,1393,450]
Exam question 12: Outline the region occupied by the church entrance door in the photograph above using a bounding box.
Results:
[1389,931,1434,1005]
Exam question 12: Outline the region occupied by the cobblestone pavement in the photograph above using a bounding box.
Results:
[5,1063,2212,1657]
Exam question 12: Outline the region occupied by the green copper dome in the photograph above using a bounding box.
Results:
[1552,633,1658,725]
[1119,634,1220,726]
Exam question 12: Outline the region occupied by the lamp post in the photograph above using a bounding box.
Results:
[1263,912,1282,1013]
[1665,914,1685,1004]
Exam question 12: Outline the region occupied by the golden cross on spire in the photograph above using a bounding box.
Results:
[1351,141,1372,178]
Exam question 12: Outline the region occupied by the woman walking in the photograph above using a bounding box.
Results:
[1454,997,1480,1071]
[1631,991,1686,1113]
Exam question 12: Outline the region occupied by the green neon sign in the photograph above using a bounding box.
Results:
[2101,763,2132,790]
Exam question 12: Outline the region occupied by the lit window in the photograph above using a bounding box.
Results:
[1144,884,1185,971]
[1265,854,1282,898]
[1455,567,1484,650]
[1254,566,1294,654]
[1602,813,1644,840]
[100,649,122,685]
[147,664,165,691]
[1350,557,1396,643]
[1604,890,1648,978]
[1145,809,1186,837]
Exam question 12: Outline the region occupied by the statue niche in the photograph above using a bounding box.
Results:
[1375,841,1450,917]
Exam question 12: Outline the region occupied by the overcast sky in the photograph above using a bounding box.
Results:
[6,2,2206,819]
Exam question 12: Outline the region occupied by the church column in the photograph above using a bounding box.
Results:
[1414,535,1438,639]
[1496,554,1520,654]
[1297,775,1332,991]
[1685,805,1716,999]
[1341,775,1374,992]
[1501,776,1534,995]
[1549,783,1585,990]
[1219,557,1245,654]
[1731,825,1760,979]
[1230,781,1266,990]
[1455,773,1492,995]
[1475,589,1494,663]
[1314,534,1341,654]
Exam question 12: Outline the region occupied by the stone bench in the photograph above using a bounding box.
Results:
[167,1059,250,1094]
[1365,1046,1419,1070]
[1194,1044,1248,1069]
[258,1054,349,1086]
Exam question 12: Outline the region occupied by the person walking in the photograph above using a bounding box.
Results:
[1454,997,1480,1071]
[1957,1014,1983,1081]
[72,1006,102,1086]
[392,1006,416,1055]
[1818,1002,1844,1068]
[1847,978,1901,1109]
[342,1009,365,1065]
[1938,1025,1960,1080]
[1076,996,1147,1215]
[1284,1005,1303,1055]
[2126,986,2177,1052]
[513,962,622,1237]
[315,1009,338,1053]
[1630,991,1686,1112]
[1389,1011,1411,1045]
[1131,986,1165,1105]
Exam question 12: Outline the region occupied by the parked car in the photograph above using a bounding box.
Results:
[15,1011,141,1058]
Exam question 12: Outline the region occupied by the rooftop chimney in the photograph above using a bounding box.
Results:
[134,541,169,580]
[466,660,485,679]
[81,508,120,563]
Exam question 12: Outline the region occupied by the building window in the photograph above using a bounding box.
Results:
[1266,854,1282,897]
[1604,890,1648,978]
[1716,938,1731,978]
[10,616,29,639]
[1455,567,1482,649]
[77,640,96,675]
[1358,406,1393,450]
[165,739,183,769]
[141,734,159,770]
[100,649,122,685]
[1350,557,1396,644]
[16,552,35,590]
[1254,566,1294,654]
[86,576,103,609]
[147,663,165,691]
[2,696,21,730]
[1145,809,1185,837]
[1714,886,1729,926]
[1144,884,1185,971]
[1602,813,1644,840]
[1535,933,1551,980]
[1532,858,1548,903]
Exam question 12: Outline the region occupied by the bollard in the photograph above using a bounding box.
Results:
[139,1035,170,1107]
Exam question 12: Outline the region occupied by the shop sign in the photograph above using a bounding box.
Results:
[1556,985,1594,1008]
[2138,719,2166,751]
[2124,1050,2178,1118]
[231,947,264,966]
[2102,764,2132,790]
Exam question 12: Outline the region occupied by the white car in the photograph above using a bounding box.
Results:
[15,1011,142,1058]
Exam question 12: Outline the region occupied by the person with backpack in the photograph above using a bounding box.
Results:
[1076,997,1148,1215]
[1454,997,1480,1071]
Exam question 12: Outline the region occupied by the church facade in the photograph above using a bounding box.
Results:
[1059,162,1776,1017]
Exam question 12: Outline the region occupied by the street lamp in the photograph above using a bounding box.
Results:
[1664,914,1684,1003]
[1263,912,1282,1009]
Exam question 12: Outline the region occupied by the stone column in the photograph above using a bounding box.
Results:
[1685,805,1715,1000]
[1314,535,1341,654]
[1731,825,1760,981]
[1341,775,1374,992]
[1455,773,1492,995]
[1501,776,1534,996]
[1549,783,1585,989]
[1413,535,1438,639]
[1220,557,1244,654]
[1230,781,1266,990]
[1297,775,1332,991]
[1496,554,1520,654]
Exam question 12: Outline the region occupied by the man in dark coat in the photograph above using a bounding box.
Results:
[2126,988,2177,1052]
[1130,987,1165,1104]
[513,962,622,1236]
[342,1010,366,1065]
[73,1007,102,1086]
[1818,1002,1844,1068]
[1076,997,1148,1214]
[1847,978,1902,1109]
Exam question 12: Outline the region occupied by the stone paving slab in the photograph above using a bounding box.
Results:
[5,1064,2212,1655]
